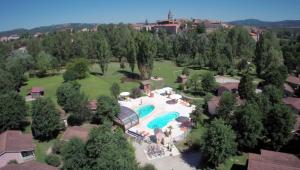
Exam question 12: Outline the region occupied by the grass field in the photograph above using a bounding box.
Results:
[34,139,56,163]
[20,60,210,103]
[217,153,248,170]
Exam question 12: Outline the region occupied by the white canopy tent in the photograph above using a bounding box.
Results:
[120,92,130,97]
[163,87,173,93]
[170,94,182,100]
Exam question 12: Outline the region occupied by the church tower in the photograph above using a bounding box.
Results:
[168,10,173,20]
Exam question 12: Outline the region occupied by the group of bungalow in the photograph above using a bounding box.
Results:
[0,82,150,169]
[207,75,300,129]
[206,75,300,134]
[0,125,96,170]
[208,75,300,170]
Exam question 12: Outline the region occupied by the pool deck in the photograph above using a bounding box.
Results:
[119,90,195,139]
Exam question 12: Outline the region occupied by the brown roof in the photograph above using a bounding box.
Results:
[0,131,34,154]
[31,87,44,93]
[284,83,295,94]
[207,96,221,109]
[207,96,244,115]
[0,160,57,170]
[287,75,300,86]
[61,126,89,142]
[218,82,239,90]
[283,97,300,112]
[248,150,300,170]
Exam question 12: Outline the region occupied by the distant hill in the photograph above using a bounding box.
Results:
[0,23,97,37]
[229,19,300,28]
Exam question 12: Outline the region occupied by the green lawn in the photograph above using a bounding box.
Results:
[34,139,56,163]
[20,61,211,103]
[217,153,248,170]
[20,62,140,102]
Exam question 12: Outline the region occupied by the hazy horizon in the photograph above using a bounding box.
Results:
[1,0,300,32]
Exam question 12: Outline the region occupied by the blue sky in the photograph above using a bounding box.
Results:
[0,0,300,31]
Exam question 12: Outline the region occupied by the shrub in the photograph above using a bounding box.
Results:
[140,163,157,170]
[182,67,190,76]
[52,140,65,154]
[67,114,83,126]
[178,83,185,90]
[227,67,238,76]
[45,154,61,167]
[63,58,89,81]
[130,88,142,99]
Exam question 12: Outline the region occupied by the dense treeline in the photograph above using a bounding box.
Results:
[1,24,299,82]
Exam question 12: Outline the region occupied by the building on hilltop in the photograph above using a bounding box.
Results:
[168,9,173,20]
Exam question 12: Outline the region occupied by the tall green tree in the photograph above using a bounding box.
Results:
[6,51,34,88]
[62,138,88,170]
[187,73,202,93]
[238,73,255,100]
[233,102,263,149]
[263,65,287,88]
[35,51,53,77]
[264,104,296,150]
[126,37,137,72]
[255,32,283,77]
[190,101,204,127]
[94,95,120,123]
[0,69,15,92]
[201,72,217,92]
[110,82,120,100]
[27,38,42,58]
[217,92,236,122]
[96,35,111,74]
[63,58,89,81]
[0,91,27,132]
[137,32,157,80]
[31,98,60,140]
[202,118,237,167]
[262,85,283,104]
[67,93,91,126]
[56,81,89,123]
[56,81,81,111]
[226,27,255,64]
[85,125,138,170]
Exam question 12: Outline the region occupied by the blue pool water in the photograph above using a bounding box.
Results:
[147,112,180,129]
[137,105,155,118]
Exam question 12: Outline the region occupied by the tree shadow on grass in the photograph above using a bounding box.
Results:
[117,70,140,80]
[231,164,247,170]
[90,72,103,76]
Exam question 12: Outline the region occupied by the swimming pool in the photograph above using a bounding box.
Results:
[137,105,155,118]
[147,112,179,129]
